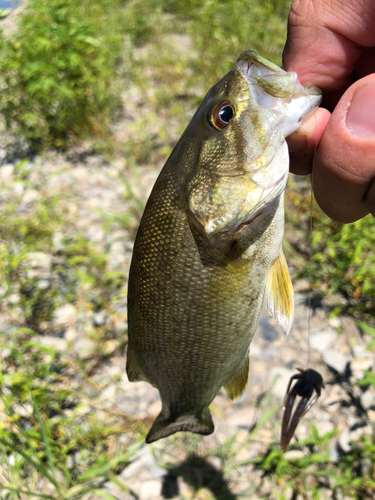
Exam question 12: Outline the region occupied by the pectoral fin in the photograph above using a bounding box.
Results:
[265,250,294,334]
[224,355,249,400]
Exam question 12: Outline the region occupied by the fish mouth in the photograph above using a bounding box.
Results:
[236,50,322,130]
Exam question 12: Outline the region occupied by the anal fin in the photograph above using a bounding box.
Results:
[265,249,294,334]
[126,349,147,382]
[224,355,249,401]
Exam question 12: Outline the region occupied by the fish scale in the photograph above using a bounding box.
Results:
[127,50,321,443]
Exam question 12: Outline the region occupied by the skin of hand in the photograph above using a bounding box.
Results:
[282,0,375,223]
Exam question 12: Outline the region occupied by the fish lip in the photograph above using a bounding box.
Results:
[236,50,322,103]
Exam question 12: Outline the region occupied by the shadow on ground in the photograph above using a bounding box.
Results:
[161,453,237,499]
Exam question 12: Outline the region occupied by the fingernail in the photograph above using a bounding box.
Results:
[347,84,375,137]
[287,132,307,155]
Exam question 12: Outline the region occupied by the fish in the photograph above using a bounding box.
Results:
[126,50,321,444]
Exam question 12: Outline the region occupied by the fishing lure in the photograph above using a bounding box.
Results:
[281,367,324,451]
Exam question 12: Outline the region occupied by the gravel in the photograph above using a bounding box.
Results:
[0,138,372,499]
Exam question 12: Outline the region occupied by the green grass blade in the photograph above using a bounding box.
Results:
[0,486,55,499]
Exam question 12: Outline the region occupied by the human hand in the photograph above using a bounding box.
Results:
[283,0,375,223]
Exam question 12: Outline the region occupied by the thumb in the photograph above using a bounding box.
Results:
[312,74,375,223]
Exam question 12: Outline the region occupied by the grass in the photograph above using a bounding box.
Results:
[0,0,375,498]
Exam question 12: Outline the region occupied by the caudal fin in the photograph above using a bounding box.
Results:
[146,408,214,443]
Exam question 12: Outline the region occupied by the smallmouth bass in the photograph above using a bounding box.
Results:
[127,50,321,443]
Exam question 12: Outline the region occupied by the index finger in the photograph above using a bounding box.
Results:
[282,0,375,90]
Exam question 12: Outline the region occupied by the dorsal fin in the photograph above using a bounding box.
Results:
[265,250,294,334]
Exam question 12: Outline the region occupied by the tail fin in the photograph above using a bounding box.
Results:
[146,408,214,443]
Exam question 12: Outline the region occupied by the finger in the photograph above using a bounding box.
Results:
[283,0,375,90]
[287,107,331,175]
[312,74,375,223]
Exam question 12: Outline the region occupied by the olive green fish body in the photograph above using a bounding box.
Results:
[127,51,321,443]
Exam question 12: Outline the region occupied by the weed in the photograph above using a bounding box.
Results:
[0,0,126,150]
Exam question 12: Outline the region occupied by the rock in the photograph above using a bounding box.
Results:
[103,339,120,355]
[53,303,77,328]
[100,384,117,401]
[329,445,339,463]
[139,480,161,498]
[349,423,372,442]
[258,314,279,342]
[73,338,96,359]
[317,421,335,435]
[328,317,341,328]
[102,480,136,500]
[0,164,14,184]
[37,279,50,290]
[309,330,337,353]
[25,252,52,279]
[22,188,40,204]
[65,327,80,342]
[35,335,67,352]
[338,428,351,452]
[1,348,12,359]
[350,357,373,382]
[7,293,20,304]
[93,310,106,327]
[360,389,375,410]
[269,367,295,399]
[121,446,156,479]
[283,450,305,460]
[227,406,257,431]
[322,349,350,373]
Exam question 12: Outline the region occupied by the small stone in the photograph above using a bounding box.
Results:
[103,339,120,355]
[328,317,341,328]
[258,315,279,342]
[322,349,350,373]
[1,348,12,359]
[249,341,261,358]
[351,344,371,359]
[37,279,50,290]
[349,424,372,442]
[107,365,122,377]
[360,390,374,410]
[269,367,295,399]
[75,404,91,416]
[0,164,14,184]
[52,232,64,251]
[317,421,335,435]
[102,482,134,500]
[139,479,161,498]
[7,293,20,304]
[53,303,77,327]
[293,279,310,292]
[101,384,117,401]
[93,310,106,327]
[338,428,351,452]
[36,335,67,352]
[309,330,337,353]
[25,252,52,279]
[65,327,80,342]
[227,407,257,431]
[121,446,156,479]
[73,338,96,359]
[22,188,40,204]
[329,445,339,463]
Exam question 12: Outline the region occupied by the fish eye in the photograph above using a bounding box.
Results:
[210,101,235,130]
